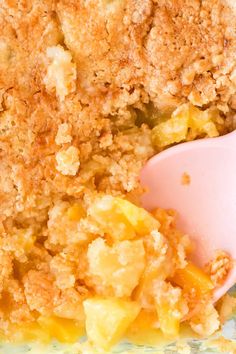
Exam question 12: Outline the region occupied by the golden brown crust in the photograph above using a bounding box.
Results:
[0,0,235,338]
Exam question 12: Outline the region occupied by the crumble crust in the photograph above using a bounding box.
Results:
[0,0,235,345]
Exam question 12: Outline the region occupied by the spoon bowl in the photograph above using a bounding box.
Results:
[141,130,236,301]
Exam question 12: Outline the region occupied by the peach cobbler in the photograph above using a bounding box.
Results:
[0,0,236,351]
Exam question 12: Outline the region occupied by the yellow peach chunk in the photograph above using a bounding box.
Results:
[89,195,159,240]
[173,262,214,295]
[83,298,140,350]
[127,310,164,346]
[10,323,50,343]
[152,113,188,148]
[37,316,84,343]
[88,195,136,240]
[115,197,160,235]
[151,103,220,148]
[156,302,181,338]
[155,282,188,338]
[67,203,86,221]
[188,104,219,138]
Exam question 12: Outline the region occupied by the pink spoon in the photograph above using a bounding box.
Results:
[140,130,236,301]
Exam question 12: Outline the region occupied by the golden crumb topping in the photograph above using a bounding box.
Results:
[0,0,235,350]
[205,250,233,287]
[56,146,80,176]
[44,45,77,101]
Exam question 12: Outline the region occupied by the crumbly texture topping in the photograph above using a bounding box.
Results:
[56,146,80,176]
[0,0,236,349]
[44,45,77,101]
[189,303,220,337]
[205,250,233,287]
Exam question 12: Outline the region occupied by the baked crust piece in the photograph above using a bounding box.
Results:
[0,0,235,337]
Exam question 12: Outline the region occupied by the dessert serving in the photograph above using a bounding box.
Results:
[0,0,236,351]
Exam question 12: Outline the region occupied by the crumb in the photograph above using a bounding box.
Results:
[181,172,191,186]
[23,270,58,316]
[55,123,72,145]
[87,238,145,297]
[190,303,220,337]
[205,251,233,287]
[56,146,80,176]
[53,288,85,321]
[44,45,77,101]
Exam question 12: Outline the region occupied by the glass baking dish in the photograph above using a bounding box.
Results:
[1,308,236,354]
